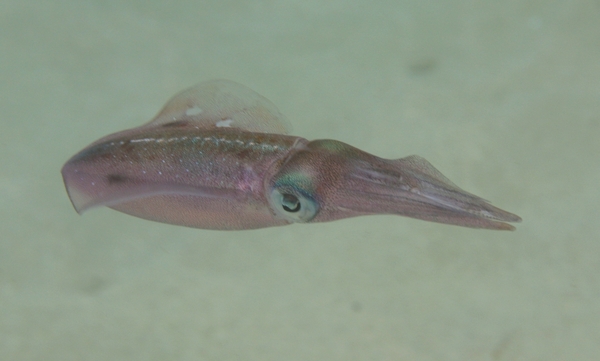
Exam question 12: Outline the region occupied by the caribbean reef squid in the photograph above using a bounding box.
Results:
[61,80,521,230]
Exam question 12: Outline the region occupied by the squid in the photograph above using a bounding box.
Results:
[61,80,521,230]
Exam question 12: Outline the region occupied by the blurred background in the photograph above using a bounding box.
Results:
[1,1,599,360]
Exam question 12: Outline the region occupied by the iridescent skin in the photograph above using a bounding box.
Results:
[62,80,521,230]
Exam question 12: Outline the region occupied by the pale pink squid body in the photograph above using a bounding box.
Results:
[61,80,521,230]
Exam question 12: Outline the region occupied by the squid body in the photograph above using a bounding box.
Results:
[61,80,521,230]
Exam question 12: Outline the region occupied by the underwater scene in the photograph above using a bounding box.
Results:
[1,1,599,360]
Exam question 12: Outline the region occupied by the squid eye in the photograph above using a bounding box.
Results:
[269,187,318,223]
[281,194,301,212]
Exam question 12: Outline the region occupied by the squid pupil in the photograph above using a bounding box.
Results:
[281,194,301,212]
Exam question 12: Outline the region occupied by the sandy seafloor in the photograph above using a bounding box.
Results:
[1,1,599,360]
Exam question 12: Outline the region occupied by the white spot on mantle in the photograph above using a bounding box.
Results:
[185,106,203,116]
[216,119,234,128]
